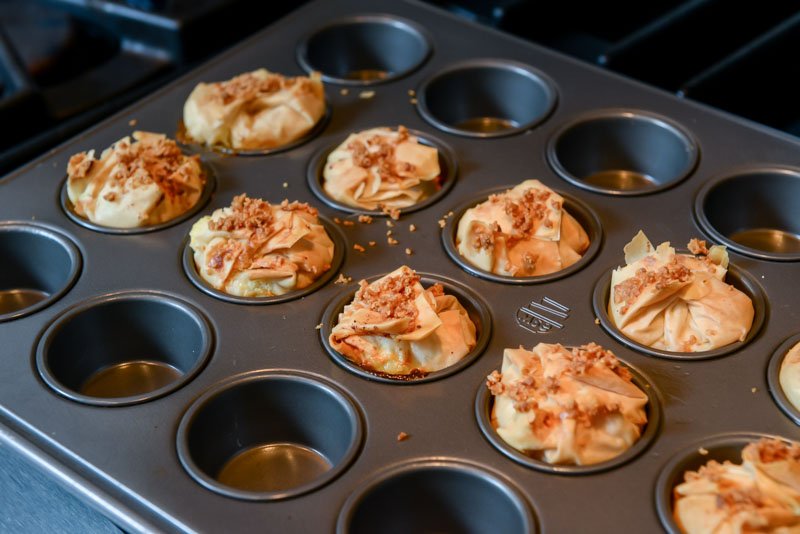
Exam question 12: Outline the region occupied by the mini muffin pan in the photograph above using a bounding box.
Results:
[1,0,800,531]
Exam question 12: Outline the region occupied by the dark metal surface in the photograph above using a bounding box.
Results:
[1,0,800,531]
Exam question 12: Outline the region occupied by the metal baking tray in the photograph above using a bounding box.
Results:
[2,0,800,531]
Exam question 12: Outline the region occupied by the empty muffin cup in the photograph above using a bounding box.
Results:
[319,273,492,384]
[417,59,557,138]
[441,186,603,284]
[695,168,800,261]
[36,291,213,406]
[337,459,537,534]
[767,333,800,425]
[0,222,81,322]
[306,129,457,216]
[296,15,431,85]
[592,263,766,360]
[547,110,699,195]
[475,357,661,475]
[60,160,216,235]
[182,215,346,304]
[177,370,363,501]
[655,432,779,534]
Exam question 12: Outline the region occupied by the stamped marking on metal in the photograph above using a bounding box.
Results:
[516,297,570,333]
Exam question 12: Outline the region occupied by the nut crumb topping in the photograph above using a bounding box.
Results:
[213,71,314,105]
[353,268,421,324]
[502,188,553,236]
[613,260,692,313]
[753,438,800,463]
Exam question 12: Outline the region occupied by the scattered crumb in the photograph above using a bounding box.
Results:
[128,119,137,127]
[359,90,375,99]
[386,220,395,228]
[438,219,446,228]
[334,217,342,224]
[751,387,758,393]
[397,431,410,442]
[282,182,288,188]
[674,365,681,369]
[381,206,401,220]
[340,88,349,96]
[594,318,600,325]
[335,273,352,285]
[358,214,373,224]
[698,447,709,456]
[368,241,376,247]
[342,220,355,227]
[315,323,323,330]
[405,248,413,255]
[409,98,418,104]
[388,237,399,245]
[386,230,393,236]
[353,243,366,252]
[448,211,454,217]
[409,224,416,232]
[761,275,765,279]
[407,89,415,97]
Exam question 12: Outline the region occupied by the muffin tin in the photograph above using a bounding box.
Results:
[1,0,800,531]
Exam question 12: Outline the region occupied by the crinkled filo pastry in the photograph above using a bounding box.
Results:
[609,231,754,352]
[673,438,800,534]
[779,341,800,413]
[329,266,477,376]
[456,180,590,277]
[183,69,325,150]
[67,131,206,228]
[322,126,441,210]
[487,342,648,466]
[189,194,334,297]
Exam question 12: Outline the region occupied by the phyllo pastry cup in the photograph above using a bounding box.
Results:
[67,131,206,228]
[609,231,754,353]
[322,126,441,211]
[673,438,800,534]
[189,194,334,297]
[487,342,648,466]
[455,179,590,277]
[183,68,325,150]
[329,266,477,376]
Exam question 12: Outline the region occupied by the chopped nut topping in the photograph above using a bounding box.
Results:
[613,260,692,314]
[335,273,352,285]
[358,215,373,224]
[212,71,310,105]
[352,268,420,323]
[754,438,800,463]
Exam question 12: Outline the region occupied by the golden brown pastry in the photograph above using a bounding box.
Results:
[322,126,441,210]
[329,266,477,376]
[189,194,334,297]
[609,231,754,352]
[487,342,648,465]
[67,131,205,228]
[183,69,325,150]
[673,438,800,534]
[780,342,800,413]
[455,180,590,277]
